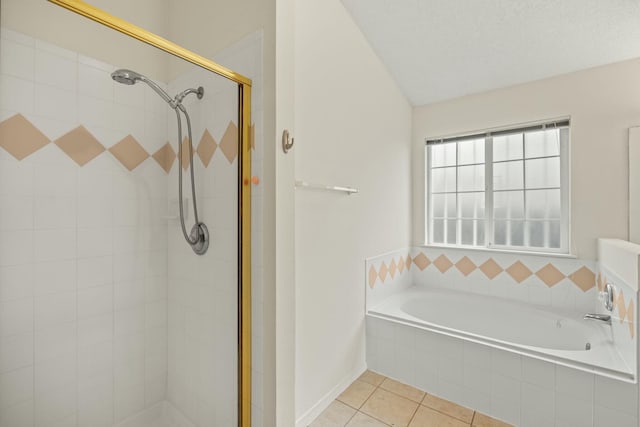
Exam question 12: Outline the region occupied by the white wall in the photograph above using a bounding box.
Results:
[413,58,640,260]
[293,0,412,423]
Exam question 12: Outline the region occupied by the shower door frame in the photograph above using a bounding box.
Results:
[46,1,253,426]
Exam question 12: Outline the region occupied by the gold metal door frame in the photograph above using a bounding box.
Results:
[46,1,252,426]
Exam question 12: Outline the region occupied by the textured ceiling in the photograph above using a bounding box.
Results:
[341,0,640,106]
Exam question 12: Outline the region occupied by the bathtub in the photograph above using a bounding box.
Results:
[367,287,635,382]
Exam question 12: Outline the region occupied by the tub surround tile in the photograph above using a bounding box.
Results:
[535,263,565,287]
[380,378,424,403]
[338,380,376,409]
[54,126,104,166]
[421,393,474,423]
[505,261,532,283]
[0,113,50,160]
[360,388,419,427]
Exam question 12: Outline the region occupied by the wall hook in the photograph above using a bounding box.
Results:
[282,129,294,153]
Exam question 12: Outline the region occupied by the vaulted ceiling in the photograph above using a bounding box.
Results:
[341,0,640,106]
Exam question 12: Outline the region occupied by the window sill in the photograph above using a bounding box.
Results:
[418,243,578,259]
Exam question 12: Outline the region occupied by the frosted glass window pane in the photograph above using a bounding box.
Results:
[493,134,523,162]
[433,219,444,243]
[526,189,561,219]
[525,157,560,189]
[458,165,485,192]
[461,220,484,246]
[431,167,456,193]
[432,193,456,218]
[446,219,457,244]
[525,129,560,158]
[494,191,524,219]
[528,221,545,247]
[493,220,524,246]
[431,143,457,167]
[458,192,485,219]
[458,139,484,165]
[549,221,561,248]
[493,160,523,190]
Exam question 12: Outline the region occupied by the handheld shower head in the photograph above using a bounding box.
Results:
[111,69,143,85]
[111,68,174,105]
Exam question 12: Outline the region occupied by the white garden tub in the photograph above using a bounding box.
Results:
[368,287,635,382]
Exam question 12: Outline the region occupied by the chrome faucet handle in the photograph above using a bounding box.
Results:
[600,283,615,312]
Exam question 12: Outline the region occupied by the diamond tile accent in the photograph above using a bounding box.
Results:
[109,135,149,171]
[398,257,405,273]
[378,262,388,283]
[618,293,627,322]
[219,121,238,163]
[597,272,604,292]
[0,113,50,160]
[406,255,412,270]
[455,256,476,277]
[413,253,431,271]
[368,266,377,289]
[152,142,176,173]
[535,263,565,287]
[433,255,453,273]
[197,129,217,167]
[389,259,397,279]
[479,259,503,279]
[506,261,532,283]
[180,136,195,170]
[54,126,105,166]
[568,266,595,292]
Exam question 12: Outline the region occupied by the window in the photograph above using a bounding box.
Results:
[426,119,570,254]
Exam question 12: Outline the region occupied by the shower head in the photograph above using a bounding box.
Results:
[111,68,174,105]
[111,69,143,85]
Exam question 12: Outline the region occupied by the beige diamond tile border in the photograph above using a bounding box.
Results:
[367,252,412,288]
[0,114,250,173]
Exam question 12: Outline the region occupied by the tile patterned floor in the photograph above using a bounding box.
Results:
[309,370,513,427]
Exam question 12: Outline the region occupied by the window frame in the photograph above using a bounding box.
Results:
[424,119,571,255]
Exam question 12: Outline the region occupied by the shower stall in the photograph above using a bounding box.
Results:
[0,1,255,426]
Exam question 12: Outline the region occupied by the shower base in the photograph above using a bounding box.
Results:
[117,400,195,427]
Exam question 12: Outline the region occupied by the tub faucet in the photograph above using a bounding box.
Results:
[583,313,611,325]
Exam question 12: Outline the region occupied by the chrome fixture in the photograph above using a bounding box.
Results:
[112,69,208,255]
[583,313,612,325]
[601,282,615,311]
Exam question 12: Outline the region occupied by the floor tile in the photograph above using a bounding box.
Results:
[380,378,425,403]
[359,370,386,387]
[409,406,470,427]
[309,401,357,427]
[338,380,377,409]
[472,412,513,427]
[422,394,474,423]
[360,388,419,427]
[345,412,389,427]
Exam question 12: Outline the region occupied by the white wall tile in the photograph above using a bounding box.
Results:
[78,339,113,380]
[78,313,113,347]
[34,382,76,427]
[522,357,555,389]
[0,264,34,301]
[77,256,112,289]
[114,383,144,422]
[0,75,35,114]
[34,259,76,296]
[0,38,34,81]
[556,365,594,402]
[0,332,33,373]
[0,297,33,336]
[77,285,113,319]
[77,371,113,427]
[0,230,33,267]
[594,375,638,416]
[555,391,593,427]
[34,46,76,92]
[34,291,76,328]
[78,228,113,258]
[0,195,33,231]
[0,399,34,427]
[34,228,76,262]
[521,382,555,427]
[34,321,76,363]
[0,366,34,408]
[34,83,77,123]
[77,196,113,228]
[33,196,76,230]
[34,351,76,395]
[594,404,638,427]
[78,63,114,101]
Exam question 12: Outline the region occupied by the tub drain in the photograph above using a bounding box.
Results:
[585,343,591,350]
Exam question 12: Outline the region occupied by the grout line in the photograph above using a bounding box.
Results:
[471,411,477,425]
